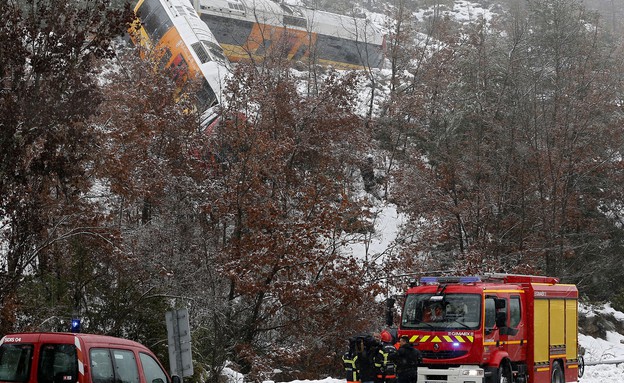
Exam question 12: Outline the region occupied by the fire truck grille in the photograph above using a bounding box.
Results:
[422,350,468,359]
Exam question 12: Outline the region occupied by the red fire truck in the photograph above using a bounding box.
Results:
[394,274,581,383]
[0,333,178,383]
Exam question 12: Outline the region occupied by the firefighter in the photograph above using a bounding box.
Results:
[343,334,381,383]
[395,335,421,383]
[342,347,359,383]
[374,330,397,383]
[431,304,444,321]
[358,336,380,383]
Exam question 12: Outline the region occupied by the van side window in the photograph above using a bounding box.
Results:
[0,343,33,382]
[112,350,139,383]
[90,349,139,383]
[139,353,168,383]
[38,344,78,383]
[90,349,114,383]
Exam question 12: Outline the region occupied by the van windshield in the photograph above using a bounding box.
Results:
[0,343,33,382]
[401,293,482,330]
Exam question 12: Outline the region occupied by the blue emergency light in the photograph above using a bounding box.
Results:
[70,318,81,333]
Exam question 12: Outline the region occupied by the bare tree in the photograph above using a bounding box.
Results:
[0,0,132,334]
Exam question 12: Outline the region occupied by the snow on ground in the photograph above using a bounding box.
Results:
[411,0,495,24]
[343,202,406,262]
[580,332,624,382]
[578,304,624,381]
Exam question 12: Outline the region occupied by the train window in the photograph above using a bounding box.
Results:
[184,5,196,16]
[170,54,189,84]
[283,15,306,28]
[279,3,293,14]
[191,42,210,63]
[203,41,227,63]
[199,14,253,46]
[361,41,384,68]
[197,79,217,110]
[316,34,360,66]
[136,0,157,21]
[228,2,245,12]
[315,32,385,68]
[139,0,173,42]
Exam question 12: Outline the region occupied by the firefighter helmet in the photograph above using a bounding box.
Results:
[380,330,392,343]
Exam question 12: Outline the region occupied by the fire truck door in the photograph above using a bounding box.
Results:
[499,295,526,362]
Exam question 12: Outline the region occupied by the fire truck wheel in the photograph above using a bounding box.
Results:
[551,362,564,383]
[578,354,585,378]
[494,360,513,383]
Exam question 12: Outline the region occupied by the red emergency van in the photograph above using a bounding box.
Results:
[0,333,178,383]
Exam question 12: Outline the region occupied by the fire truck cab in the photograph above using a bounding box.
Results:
[0,333,177,383]
[396,274,580,383]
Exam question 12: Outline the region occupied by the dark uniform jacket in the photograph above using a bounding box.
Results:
[374,342,397,381]
[395,342,422,383]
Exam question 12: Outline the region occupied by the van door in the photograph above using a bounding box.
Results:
[38,344,78,383]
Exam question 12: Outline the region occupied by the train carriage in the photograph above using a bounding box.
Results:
[130,0,231,109]
[191,0,385,70]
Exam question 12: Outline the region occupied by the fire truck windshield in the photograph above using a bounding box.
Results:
[401,293,481,330]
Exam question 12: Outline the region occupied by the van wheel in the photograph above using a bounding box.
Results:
[551,362,564,383]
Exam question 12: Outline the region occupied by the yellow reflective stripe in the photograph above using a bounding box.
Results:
[413,335,475,343]
[483,289,524,293]
[408,334,475,343]
[536,367,549,372]
[482,339,523,346]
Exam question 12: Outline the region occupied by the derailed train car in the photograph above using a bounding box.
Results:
[130,0,231,110]
[191,0,385,70]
